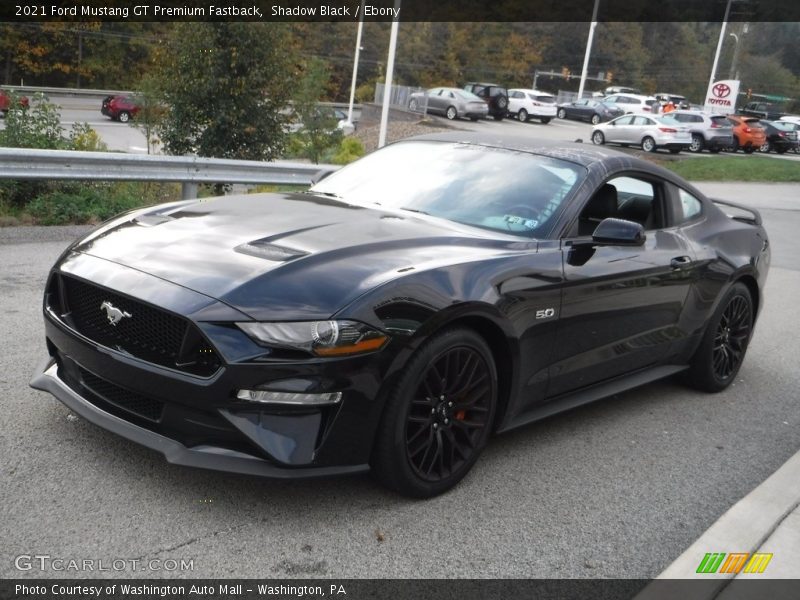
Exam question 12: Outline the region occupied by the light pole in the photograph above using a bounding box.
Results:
[346,0,365,126]
[707,0,733,92]
[577,0,600,101]
[728,23,748,81]
[378,0,401,148]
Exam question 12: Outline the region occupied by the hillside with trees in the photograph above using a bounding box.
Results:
[1,21,798,107]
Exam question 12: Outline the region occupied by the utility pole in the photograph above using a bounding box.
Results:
[577,0,600,100]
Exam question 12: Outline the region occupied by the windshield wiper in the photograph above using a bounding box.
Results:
[304,190,342,199]
[399,207,430,216]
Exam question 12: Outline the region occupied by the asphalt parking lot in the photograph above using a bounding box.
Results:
[1,183,799,579]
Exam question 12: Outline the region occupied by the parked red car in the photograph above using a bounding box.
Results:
[0,89,30,114]
[101,95,140,122]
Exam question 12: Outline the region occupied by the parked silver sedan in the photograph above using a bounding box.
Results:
[408,87,489,121]
[591,114,692,153]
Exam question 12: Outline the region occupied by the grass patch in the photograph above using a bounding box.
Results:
[649,155,800,182]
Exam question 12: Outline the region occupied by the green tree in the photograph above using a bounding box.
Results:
[154,23,294,161]
[132,74,165,154]
[292,58,341,164]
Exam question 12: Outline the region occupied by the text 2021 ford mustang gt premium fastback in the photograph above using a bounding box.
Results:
[31,134,769,497]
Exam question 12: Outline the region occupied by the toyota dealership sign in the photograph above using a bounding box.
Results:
[704,79,740,114]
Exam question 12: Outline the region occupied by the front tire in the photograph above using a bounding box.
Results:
[518,109,528,122]
[409,99,419,112]
[686,282,754,393]
[557,108,567,120]
[591,114,601,125]
[370,328,498,498]
[445,106,457,120]
[118,111,131,123]
[689,134,704,153]
[591,131,605,145]
[759,141,771,153]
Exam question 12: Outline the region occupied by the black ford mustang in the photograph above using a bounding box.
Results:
[31,133,770,497]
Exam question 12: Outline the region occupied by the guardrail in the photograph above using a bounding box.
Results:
[0,148,340,199]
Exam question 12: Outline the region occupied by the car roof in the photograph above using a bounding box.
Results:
[466,82,502,87]
[510,88,554,95]
[606,93,657,101]
[397,131,642,166]
[671,109,726,117]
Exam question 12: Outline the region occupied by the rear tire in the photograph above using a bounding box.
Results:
[370,328,498,498]
[759,141,771,153]
[686,283,754,393]
[641,136,657,152]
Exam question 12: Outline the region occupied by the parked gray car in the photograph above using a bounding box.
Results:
[408,87,488,121]
[667,110,735,153]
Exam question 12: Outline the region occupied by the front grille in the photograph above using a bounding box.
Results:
[79,367,165,422]
[58,275,221,377]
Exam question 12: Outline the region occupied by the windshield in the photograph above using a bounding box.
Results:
[309,141,585,238]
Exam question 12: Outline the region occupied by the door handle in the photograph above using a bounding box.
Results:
[670,256,691,269]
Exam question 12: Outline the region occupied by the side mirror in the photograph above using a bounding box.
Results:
[592,218,645,246]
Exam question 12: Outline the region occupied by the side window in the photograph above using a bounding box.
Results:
[676,188,703,223]
[615,116,635,125]
[633,116,652,125]
[574,175,663,237]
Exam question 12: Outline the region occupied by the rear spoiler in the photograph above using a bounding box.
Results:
[711,198,762,226]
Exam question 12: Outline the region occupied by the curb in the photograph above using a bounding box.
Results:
[636,448,800,598]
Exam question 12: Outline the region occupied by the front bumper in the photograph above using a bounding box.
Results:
[31,355,370,479]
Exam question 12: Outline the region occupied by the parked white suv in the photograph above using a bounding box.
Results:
[507,89,557,123]
[602,93,659,114]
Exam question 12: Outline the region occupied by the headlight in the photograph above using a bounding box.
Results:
[236,320,388,357]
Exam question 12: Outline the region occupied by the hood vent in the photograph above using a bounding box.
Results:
[235,240,308,262]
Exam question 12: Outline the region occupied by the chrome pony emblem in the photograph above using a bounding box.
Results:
[100,301,132,326]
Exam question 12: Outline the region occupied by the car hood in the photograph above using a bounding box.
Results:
[70,193,528,320]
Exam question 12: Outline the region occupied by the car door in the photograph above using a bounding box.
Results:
[605,115,635,143]
[429,88,447,114]
[508,90,524,114]
[572,99,590,120]
[546,173,696,398]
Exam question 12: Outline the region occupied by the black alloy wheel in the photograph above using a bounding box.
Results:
[687,282,754,392]
[371,328,497,497]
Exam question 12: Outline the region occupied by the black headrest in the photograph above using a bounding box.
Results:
[584,183,618,220]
